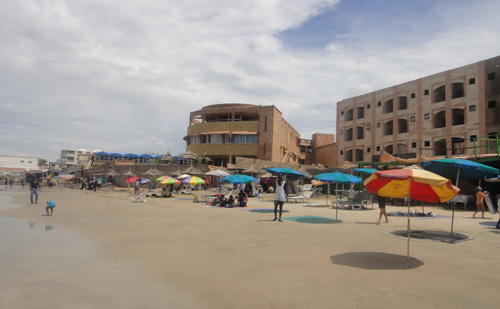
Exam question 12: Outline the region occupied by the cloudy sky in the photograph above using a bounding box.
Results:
[1,0,499,161]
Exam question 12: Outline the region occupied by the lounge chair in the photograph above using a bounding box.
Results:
[131,190,149,203]
[331,190,373,210]
[286,190,314,203]
[300,184,313,193]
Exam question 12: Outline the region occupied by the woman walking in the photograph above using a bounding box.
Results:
[273,174,286,222]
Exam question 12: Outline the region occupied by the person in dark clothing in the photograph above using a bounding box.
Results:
[377,195,389,225]
[29,177,40,204]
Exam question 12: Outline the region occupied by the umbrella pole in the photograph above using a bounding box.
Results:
[407,181,411,268]
[451,169,460,236]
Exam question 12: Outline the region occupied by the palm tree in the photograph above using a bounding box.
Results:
[197,151,212,165]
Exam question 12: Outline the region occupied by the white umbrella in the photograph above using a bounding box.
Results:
[206,170,230,177]
[177,174,191,179]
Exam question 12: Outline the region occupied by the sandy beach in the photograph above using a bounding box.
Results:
[1,186,499,308]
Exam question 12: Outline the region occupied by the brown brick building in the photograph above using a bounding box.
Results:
[185,104,337,167]
[336,55,500,164]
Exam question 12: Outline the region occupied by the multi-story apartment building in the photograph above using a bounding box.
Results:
[60,149,93,167]
[336,55,500,164]
[186,104,338,167]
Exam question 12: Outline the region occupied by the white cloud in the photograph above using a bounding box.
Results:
[0,0,499,161]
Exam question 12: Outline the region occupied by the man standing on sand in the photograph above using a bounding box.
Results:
[29,177,40,204]
[273,174,286,222]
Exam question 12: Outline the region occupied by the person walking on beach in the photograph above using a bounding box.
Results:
[273,174,286,222]
[45,200,56,216]
[473,186,489,218]
[29,177,40,204]
[377,195,389,225]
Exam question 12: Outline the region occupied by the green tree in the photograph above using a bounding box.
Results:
[38,158,48,166]
[197,151,212,164]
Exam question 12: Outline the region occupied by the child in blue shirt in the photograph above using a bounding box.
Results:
[46,200,56,216]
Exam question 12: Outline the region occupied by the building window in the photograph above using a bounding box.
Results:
[367,147,371,153]
[29,161,32,163]
[424,89,429,95]
[398,96,407,110]
[412,142,417,148]
[410,115,416,122]
[189,136,200,145]
[470,135,477,142]
[340,111,344,116]
[357,106,364,119]
[383,99,393,114]
[264,117,267,131]
[234,134,258,143]
[469,105,476,112]
[434,111,446,128]
[433,85,446,103]
[376,122,381,128]
[452,108,465,126]
[469,78,475,85]
[489,132,498,139]
[424,113,430,120]
[21,160,24,163]
[410,93,416,99]
[345,108,354,121]
[345,128,353,141]
[340,150,344,155]
[488,100,497,108]
[376,146,380,151]
[384,121,393,136]
[377,101,381,107]
[366,124,371,130]
[203,134,224,144]
[424,141,430,147]
[451,83,464,99]
[367,104,371,109]
[340,129,344,134]
[488,72,496,80]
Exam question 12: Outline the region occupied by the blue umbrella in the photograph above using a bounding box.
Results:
[139,178,151,185]
[421,158,499,235]
[266,167,305,178]
[313,172,362,206]
[314,172,362,184]
[353,168,378,175]
[421,159,499,184]
[222,174,256,184]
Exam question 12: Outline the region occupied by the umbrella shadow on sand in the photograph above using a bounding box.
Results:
[330,252,424,270]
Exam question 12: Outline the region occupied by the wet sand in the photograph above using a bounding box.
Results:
[1,187,499,308]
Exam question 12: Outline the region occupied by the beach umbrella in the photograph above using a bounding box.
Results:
[353,168,378,175]
[106,170,121,177]
[182,176,206,185]
[126,176,140,184]
[222,174,256,184]
[160,151,173,162]
[364,165,460,267]
[206,170,231,177]
[266,167,305,178]
[143,168,163,176]
[421,159,499,233]
[485,176,500,183]
[123,168,136,177]
[158,177,180,186]
[177,174,191,180]
[139,178,151,185]
[421,159,499,183]
[314,172,362,207]
[206,169,231,193]
[242,164,267,175]
[183,165,204,176]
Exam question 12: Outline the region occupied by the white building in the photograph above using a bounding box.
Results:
[60,149,93,167]
[0,154,39,174]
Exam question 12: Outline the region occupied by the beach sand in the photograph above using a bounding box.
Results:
[1,187,499,308]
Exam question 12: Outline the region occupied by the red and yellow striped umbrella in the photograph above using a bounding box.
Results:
[364,165,459,203]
